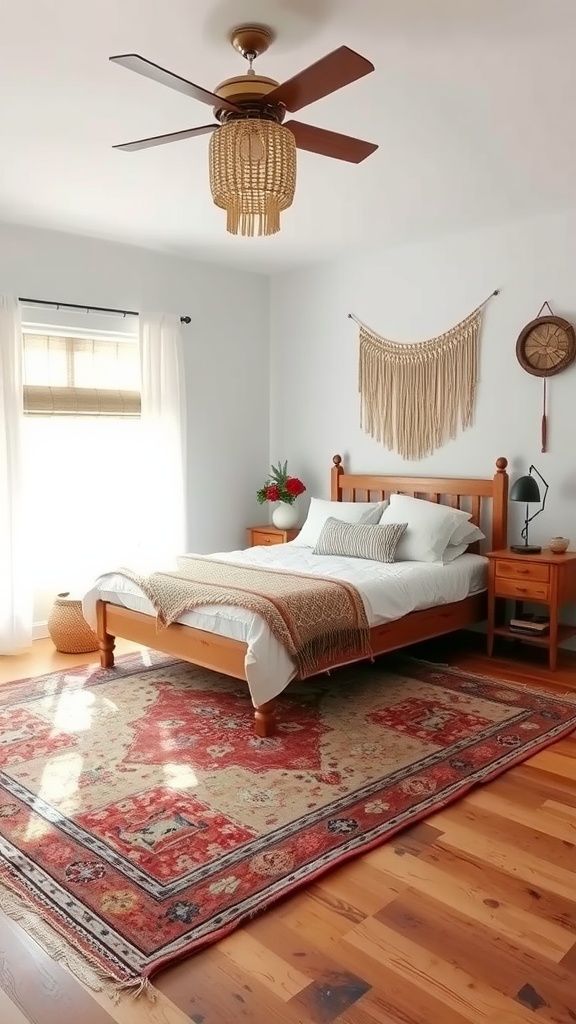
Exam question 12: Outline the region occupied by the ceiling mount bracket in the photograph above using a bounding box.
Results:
[230,25,274,64]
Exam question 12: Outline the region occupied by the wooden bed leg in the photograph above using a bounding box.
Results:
[96,600,115,669]
[254,699,277,738]
[99,634,115,669]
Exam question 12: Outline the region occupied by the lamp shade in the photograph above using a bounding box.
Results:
[209,120,296,237]
[510,474,541,503]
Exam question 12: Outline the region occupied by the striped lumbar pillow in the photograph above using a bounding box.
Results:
[313,518,407,563]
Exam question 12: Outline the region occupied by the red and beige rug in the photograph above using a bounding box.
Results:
[0,652,574,992]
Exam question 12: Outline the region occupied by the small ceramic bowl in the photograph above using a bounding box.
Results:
[549,536,570,554]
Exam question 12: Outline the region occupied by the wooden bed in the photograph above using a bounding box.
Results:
[95,454,509,736]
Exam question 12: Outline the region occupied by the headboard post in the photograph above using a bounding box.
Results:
[492,456,509,551]
[331,454,344,500]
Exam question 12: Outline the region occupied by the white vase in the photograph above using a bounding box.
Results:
[272,502,298,529]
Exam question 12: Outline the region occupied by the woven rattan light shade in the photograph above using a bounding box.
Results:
[209,120,296,236]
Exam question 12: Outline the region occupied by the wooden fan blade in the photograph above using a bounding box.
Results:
[109,54,242,113]
[285,120,378,163]
[265,46,374,113]
[113,125,218,152]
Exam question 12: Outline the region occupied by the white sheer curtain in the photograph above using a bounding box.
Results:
[0,296,32,652]
[139,313,187,567]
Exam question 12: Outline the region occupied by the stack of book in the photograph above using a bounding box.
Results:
[509,614,550,637]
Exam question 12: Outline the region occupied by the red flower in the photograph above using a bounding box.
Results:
[256,463,306,505]
[286,477,306,497]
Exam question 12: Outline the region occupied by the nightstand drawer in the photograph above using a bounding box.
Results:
[251,530,283,546]
[495,558,550,583]
[495,578,549,602]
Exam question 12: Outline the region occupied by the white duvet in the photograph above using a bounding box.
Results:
[82,545,487,708]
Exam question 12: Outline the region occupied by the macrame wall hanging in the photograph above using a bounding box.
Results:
[349,290,499,461]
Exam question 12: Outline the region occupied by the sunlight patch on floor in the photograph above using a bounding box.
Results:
[27,751,84,839]
[162,762,199,791]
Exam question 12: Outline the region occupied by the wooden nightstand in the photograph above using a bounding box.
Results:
[487,548,576,671]
[247,525,299,547]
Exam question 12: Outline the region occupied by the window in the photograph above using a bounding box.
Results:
[23,332,141,416]
[21,324,147,628]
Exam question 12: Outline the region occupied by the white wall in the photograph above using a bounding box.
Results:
[270,208,576,548]
[0,222,269,623]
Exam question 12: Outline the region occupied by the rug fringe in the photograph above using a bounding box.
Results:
[0,874,148,1002]
[115,976,157,1001]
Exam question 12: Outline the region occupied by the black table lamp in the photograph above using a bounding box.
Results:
[509,465,549,554]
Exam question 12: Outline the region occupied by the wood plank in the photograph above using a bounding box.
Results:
[431,800,576,872]
[217,930,310,1001]
[288,972,371,1023]
[244,914,371,989]
[510,764,576,808]
[279,891,365,944]
[0,910,115,1024]
[464,786,576,845]
[433,818,576,903]
[542,799,576,825]
[378,889,576,1023]
[344,916,531,1023]
[158,947,299,1024]
[415,841,576,933]
[527,750,576,782]
[369,841,574,960]
[340,983,475,1024]
[0,985,34,1024]
[306,864,405,918]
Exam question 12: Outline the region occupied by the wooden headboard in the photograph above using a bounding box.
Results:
[330,455,509,552]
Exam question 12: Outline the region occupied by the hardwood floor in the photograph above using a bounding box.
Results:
[0,634,575,1024]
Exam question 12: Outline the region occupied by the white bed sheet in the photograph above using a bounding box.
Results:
[82,546,487,708]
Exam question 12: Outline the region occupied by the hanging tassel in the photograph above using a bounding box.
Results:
[541,377,547,453]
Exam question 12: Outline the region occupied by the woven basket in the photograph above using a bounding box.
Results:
[47,592,99,654]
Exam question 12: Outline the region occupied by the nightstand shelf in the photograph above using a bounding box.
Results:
[487,547,576,671]
[247,525,299,547]
[492,623,576,648]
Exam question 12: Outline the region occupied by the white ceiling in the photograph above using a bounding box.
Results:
[2,0,576,272]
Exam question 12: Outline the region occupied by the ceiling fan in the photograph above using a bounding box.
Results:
[110,27,378,236]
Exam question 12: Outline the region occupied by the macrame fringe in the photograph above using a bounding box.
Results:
[226,199,281,237]
[0,873,157,1003]
[358,307,483,460]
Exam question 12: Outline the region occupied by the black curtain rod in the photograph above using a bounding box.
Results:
[19,296,191,325]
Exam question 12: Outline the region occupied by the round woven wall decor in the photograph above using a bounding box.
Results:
[516,315,576,377]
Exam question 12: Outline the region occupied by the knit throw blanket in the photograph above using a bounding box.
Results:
[115,557,371,679]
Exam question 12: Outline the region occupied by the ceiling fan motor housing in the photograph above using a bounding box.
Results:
[213,74,285,123]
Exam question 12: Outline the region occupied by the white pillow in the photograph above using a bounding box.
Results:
[448,521,485,547]
[441,543,469,563]
[379,493,471,562]
[293,498,388,548]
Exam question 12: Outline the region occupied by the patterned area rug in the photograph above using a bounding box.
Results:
[0,652,574,991]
